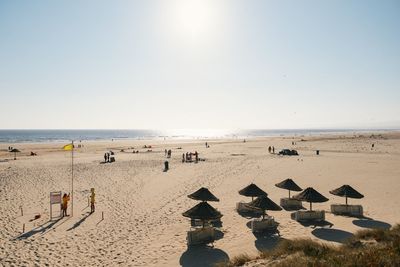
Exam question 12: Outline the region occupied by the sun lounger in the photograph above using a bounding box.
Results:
[236,202,263,214]
[331,204,363,217]
[292,210,325,221]
[280,197,302,209]
[251,216,279,233]
[187,227,215,246]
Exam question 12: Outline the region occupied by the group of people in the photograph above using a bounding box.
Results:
[61,188,96,217]
[103,151,114,163]
[165,149,172,158]
[182,151,199,163]
[268,146,275,154]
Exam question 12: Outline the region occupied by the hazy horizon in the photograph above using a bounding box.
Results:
[1,0,399,129]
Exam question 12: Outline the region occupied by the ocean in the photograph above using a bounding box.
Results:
[0,129,393,143]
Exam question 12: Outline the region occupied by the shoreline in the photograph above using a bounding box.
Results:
[0,129,399,146]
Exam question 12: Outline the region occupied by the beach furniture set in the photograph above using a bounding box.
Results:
[236,180,365,226]
[183,182,364,246]
[182,187,222,246]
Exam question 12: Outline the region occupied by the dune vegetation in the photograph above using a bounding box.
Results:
[218,224,400,267]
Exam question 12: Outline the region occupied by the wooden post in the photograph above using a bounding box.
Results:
[88,197,89,207]
[22,223,25,233]
[102,211,104,220]
[20,206,23,216]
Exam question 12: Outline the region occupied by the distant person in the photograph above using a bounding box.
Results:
[268,146,271,153]
[164,161,169,171]
[372,143,375,148]
[90,188,95,213]
[182,153,185,163]
[165,149,167,156]
[195,151,199,162]
[62,193,70,217]
[205,142,208,148]
[272,146,275,154]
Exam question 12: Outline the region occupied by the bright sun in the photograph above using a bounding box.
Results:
[165,0,222,44]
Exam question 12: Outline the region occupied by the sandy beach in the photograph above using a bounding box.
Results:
[1,132,400,266]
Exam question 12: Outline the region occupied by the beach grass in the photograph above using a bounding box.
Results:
[217,224,400,267]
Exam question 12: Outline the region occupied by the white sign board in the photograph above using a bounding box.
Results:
[50,192,62,204]
[50,191,62,219]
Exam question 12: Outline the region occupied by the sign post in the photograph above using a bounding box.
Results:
[50,191,62,220]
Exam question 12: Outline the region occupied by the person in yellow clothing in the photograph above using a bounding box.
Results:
[62,193,70,217]
[90,188,95,213]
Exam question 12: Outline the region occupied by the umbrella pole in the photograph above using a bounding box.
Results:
[14,151,16,160]
[288,190,291,199]
[263,210,265,220]
[310,202,312,211]
[346,196,348,205]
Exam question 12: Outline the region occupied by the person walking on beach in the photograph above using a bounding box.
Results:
[268,146,271,153]
[182,153,185,163]
[104,153,107,163]
[90,188,95,213]
[62,193,70,217]
[205,142,208,148]
[165,149,167,156]
[272,146,275,154]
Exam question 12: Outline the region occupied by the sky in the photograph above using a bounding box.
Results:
[0,0,399,130]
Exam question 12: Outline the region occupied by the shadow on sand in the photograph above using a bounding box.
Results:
[67,212,92,231]
[179,246,229,267]
[16,218,62,240]
[311,228,354,243]
[214,229,224,241]
[237,210,262,219]
[253,232,284,252]
[281,205,306,211]
[352,219,391,230]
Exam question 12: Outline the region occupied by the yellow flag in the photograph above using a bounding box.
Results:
[63,144,74,151]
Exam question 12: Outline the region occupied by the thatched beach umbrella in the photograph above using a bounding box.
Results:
[249,195,282,219]
[239,183,267,201]
[275,178,302,198]
[293,187,329,211]
[330,185,364,205]
[188,187,219,202]
[10,148,20,160]
[182,202,222,228]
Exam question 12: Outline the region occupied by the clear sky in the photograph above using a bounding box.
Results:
[0,0,399,129]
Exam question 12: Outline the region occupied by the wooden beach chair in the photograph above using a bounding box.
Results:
[186,227,215,246]
[292,210,325,221]
[330,204,363,217]
[251,216,279,233]
[280,197,302,209]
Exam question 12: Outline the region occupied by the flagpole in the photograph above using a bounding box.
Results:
[71,140,74,217]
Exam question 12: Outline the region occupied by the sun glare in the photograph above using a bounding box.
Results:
[165,0,222,44]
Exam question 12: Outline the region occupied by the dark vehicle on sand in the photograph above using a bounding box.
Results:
[278,149,299,156]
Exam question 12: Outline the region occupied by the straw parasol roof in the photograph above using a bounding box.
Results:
[239,183,267,200]
[275,178,302,198]
[293,187,329,211]
[330,184,364,205]
[182,202,222,221]
[188,187,219,202]
[249,195,282,219]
